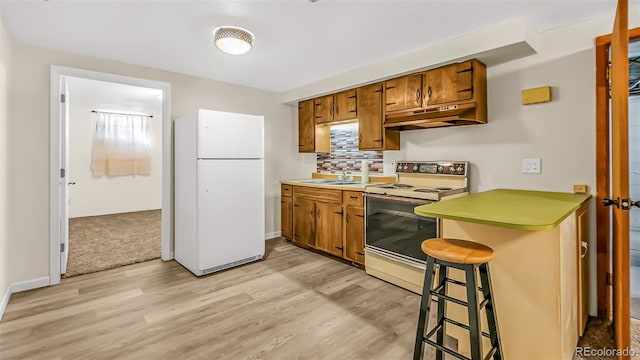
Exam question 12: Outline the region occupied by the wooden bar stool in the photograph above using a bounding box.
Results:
[413,238,503,360]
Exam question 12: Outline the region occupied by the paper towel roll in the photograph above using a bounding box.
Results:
[361,160,369,183]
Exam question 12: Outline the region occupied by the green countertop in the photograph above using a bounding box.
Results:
[414,189,591,231]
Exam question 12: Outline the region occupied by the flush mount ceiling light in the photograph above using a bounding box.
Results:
[213,26,254,55]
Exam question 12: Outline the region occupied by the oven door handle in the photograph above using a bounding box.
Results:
[364,193,433,205]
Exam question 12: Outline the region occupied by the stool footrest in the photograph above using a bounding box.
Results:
[443,317,491,339]
[425,320,443,340]
[483,346,498,360]
[429,290,468,307]
[422,337,471,360]
[445,278,467,287]
[479,296,490,309]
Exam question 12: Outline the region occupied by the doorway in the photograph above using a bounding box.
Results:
[62,77,163,277]
[49,66,172,285]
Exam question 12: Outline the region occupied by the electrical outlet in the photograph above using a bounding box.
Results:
[522,158,541,174]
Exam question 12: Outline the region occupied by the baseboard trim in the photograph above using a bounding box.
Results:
[0,285,10,321]
[265,231,281,240]
[12,277,50,293]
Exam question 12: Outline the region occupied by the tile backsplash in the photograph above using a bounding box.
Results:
[316,123,383,174]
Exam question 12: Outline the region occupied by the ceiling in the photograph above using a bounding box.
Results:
[0,1,632,93]
[66,76,163,115]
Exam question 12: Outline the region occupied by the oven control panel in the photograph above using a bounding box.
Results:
[395,161,467,176]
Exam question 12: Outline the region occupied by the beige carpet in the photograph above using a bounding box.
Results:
[63,209,161,278]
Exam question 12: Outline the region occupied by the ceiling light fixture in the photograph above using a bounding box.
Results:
[213,26,254,55]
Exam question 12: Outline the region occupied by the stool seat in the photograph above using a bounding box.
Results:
[421,238,494,264]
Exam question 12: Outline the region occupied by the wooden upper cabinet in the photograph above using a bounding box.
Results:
[384,73,423,113]
[298,100,315,153]
[358,83,400,151]
[358,83,383,150]
[314,95,334,124]
[424,60,475,107]
[333,90,357,121]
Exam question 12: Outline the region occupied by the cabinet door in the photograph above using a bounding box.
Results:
[298,100,315,153]
[358,83,383,150]
[293,199,315,246]
[333,89,357,121]
[424,61,473,107]
[344,206,365,264]
[314,95,334,124]
[281,196,293,239]
[384,73,423,113]
[315,202,343,256]
[577,204,590,335]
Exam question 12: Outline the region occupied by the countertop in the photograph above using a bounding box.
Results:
[281,174,395,191]
[280,179,370,191]
[414,188,591,230]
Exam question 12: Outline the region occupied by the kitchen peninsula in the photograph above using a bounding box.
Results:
[414,189,591,360]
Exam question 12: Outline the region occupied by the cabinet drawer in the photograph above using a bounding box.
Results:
[294,186,342,203]
[343,191,363,207]
[281,184,292,197]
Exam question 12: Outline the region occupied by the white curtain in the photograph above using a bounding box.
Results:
[91,112,151,176]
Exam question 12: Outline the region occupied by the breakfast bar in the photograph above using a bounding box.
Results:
[414,189,591,360]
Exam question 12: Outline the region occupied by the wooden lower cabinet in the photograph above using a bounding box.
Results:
[344,206,365,264]
[576,202,590,336]
[315,202,344,256]
[293,198,315,247]
[280,196,292,239]
[285,184,365,265]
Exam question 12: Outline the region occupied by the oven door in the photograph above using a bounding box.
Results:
[364,193,438,265]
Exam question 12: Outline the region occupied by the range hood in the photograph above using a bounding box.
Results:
[383,102,486,131]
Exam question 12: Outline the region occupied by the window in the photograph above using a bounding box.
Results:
[91,112,151,176]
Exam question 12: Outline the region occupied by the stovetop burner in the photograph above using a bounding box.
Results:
[379,183,414,189]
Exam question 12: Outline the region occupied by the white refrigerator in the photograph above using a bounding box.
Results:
[174,109,265,276]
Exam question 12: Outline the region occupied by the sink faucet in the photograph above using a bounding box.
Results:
[341,170,347,181]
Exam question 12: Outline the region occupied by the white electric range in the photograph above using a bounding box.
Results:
[364,161,469,294]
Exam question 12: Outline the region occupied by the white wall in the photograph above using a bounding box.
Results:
[68,105,163,218]
[8,43,304,286]
[0,18,12,310]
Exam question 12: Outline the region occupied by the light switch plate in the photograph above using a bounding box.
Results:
[522,158,541,174]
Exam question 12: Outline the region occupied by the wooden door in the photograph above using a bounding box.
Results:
[334,89,357,121]
[384,73,423,113]
[424,61,473,107]
[315,202,343,256]
[344,206,365,264]
[314,95,334,124]
[610,0,631,354]
[281,196,293,239]
[298,100,315,153]
[358,83,383,150]
[293,199,315,247]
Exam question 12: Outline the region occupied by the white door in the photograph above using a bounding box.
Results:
[196,159,264,270]
[60,77,70,274]
[196,110,264,159]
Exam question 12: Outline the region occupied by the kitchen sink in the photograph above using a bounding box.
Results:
[327,181,360,185]
[299,179,336,184]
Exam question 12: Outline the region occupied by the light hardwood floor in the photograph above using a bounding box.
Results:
[0,238,428,360]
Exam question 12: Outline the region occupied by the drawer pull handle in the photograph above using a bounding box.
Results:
[335,246,344,250]
[355,214,364,218]
[334,211,343,215]
[294,204,300,207]
[356,251,364,256]
[350,196,359,199]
